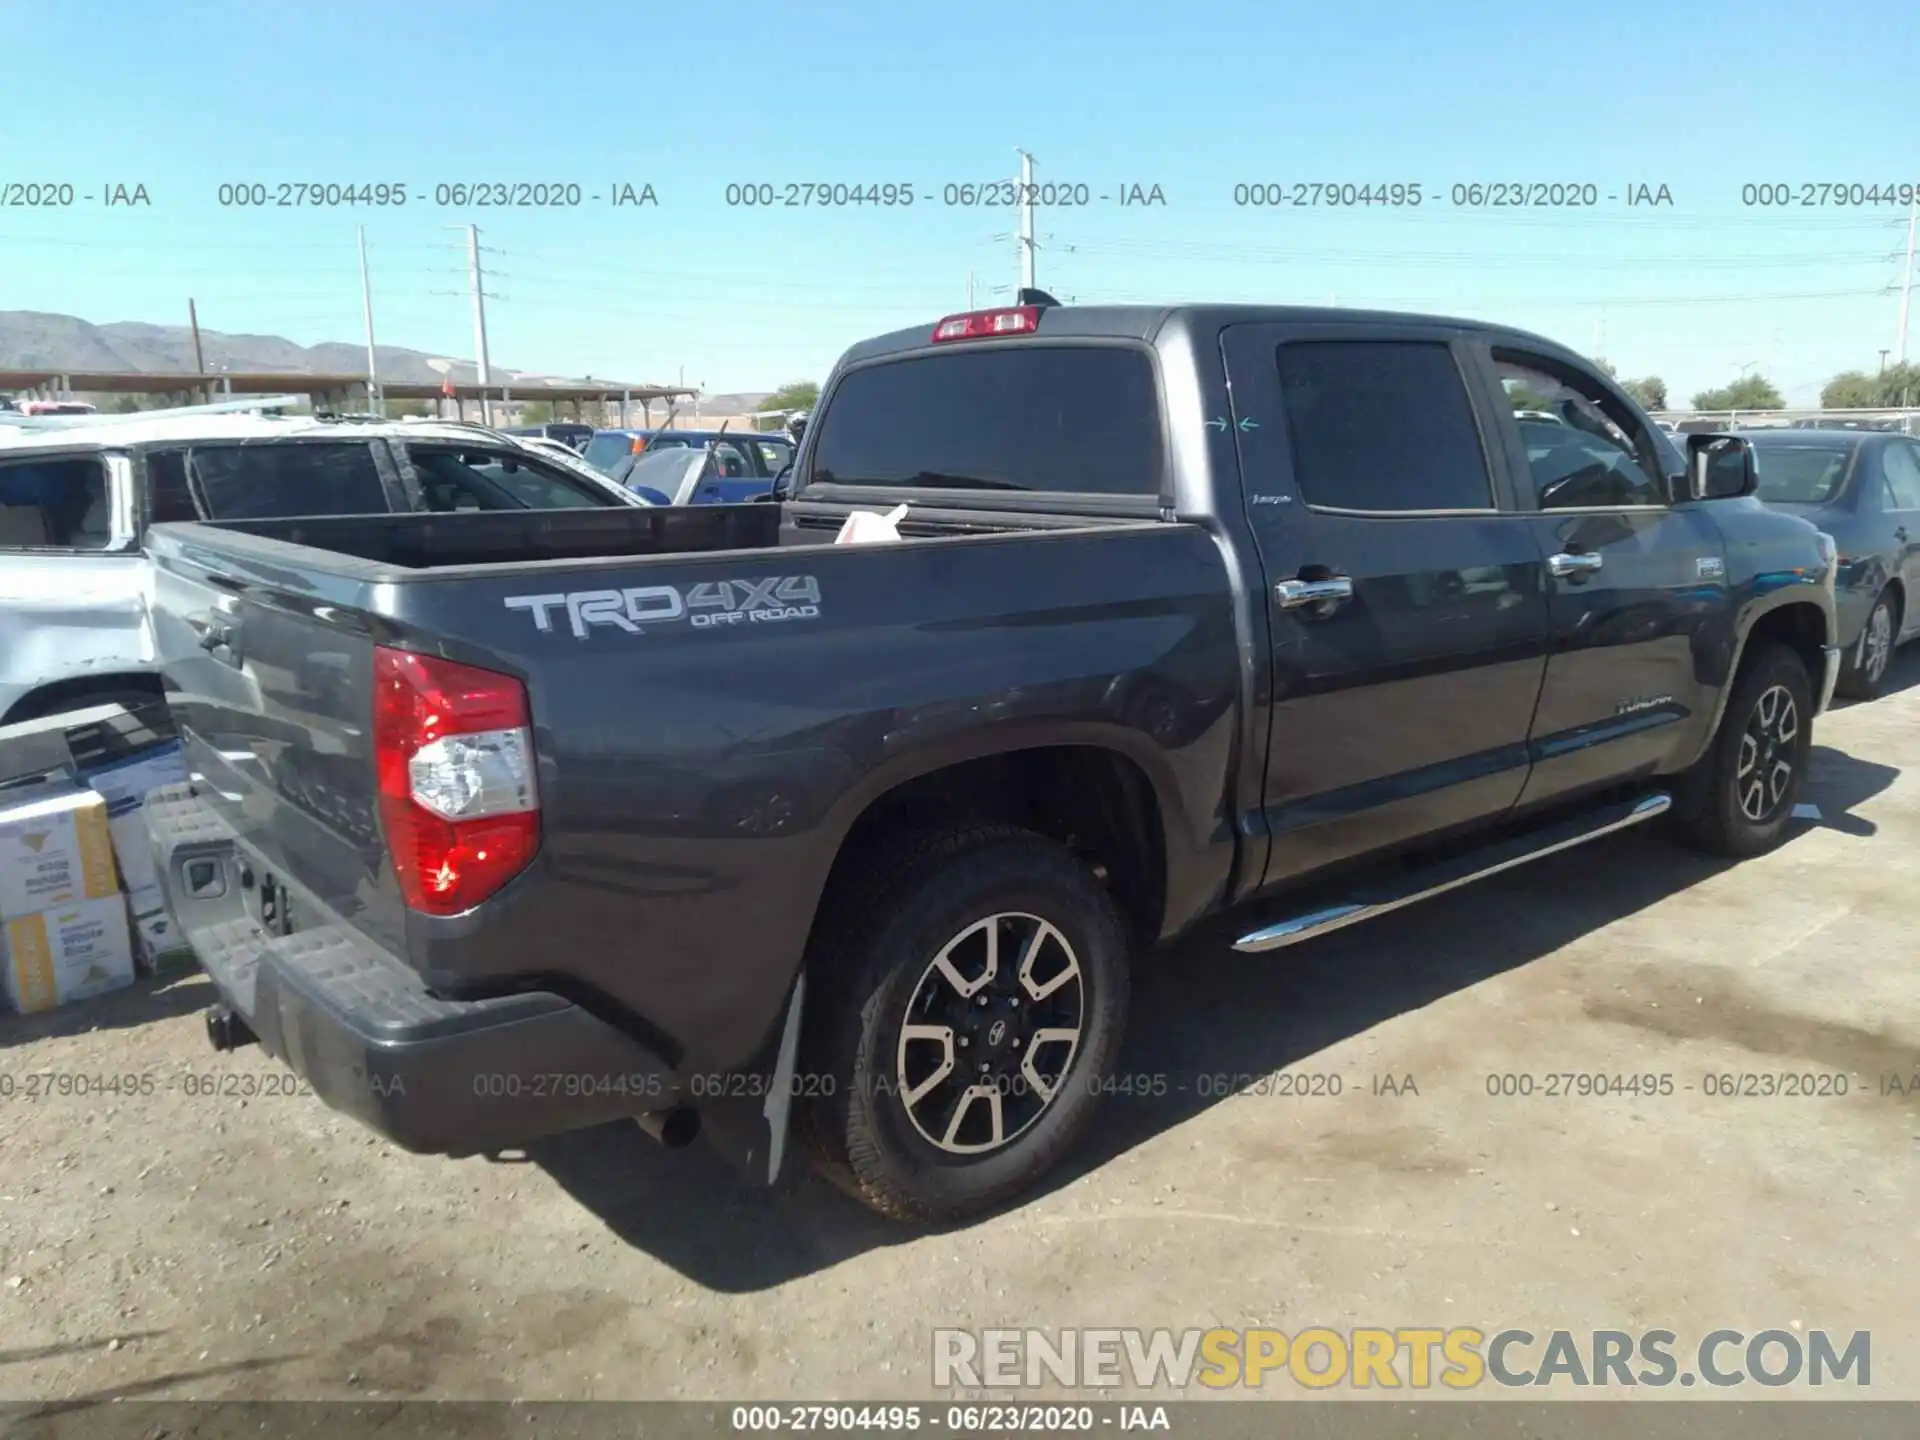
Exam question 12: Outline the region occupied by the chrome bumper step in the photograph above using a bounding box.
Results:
[1233,791,1672,954]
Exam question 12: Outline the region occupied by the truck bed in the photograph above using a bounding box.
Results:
[204,500,1139,572]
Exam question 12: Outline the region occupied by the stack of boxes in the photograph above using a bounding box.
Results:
[0,699,195,1015]
[76,738,192,973]
[0,783,135,1013]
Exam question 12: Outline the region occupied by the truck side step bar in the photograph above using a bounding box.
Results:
[1232,791,1672,954]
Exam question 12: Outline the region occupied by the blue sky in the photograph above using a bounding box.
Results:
[2,0,1915,404]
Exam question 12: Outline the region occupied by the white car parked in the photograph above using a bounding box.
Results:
[0,405,648,723]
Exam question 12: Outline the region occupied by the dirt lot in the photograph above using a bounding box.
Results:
[3,659,1917,1408]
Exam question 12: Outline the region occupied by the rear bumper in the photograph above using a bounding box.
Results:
[143,783,684,1157]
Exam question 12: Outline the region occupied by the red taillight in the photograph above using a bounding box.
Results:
[631,436,649,453]
[372,647,539,917]
[931,306,1040,342]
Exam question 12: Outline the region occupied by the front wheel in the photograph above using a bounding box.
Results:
[1835,589,1898,701]
[798,825,1131,1224]
[1671,643,1814,858]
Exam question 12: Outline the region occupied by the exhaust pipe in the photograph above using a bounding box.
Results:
[204,1004,257,1052]
[635,1106,700,1149]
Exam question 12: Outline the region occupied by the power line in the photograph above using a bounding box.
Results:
[1042,235,1897,270]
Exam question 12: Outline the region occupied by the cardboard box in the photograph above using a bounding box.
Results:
[0,784,120,921]
[3,895,135,1013]
[79,741,188,898]
[130,898,195,977]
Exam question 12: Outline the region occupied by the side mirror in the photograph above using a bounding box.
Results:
[1687,434,1757,500]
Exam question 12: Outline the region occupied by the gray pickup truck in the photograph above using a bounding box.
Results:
[143,301,1839,1223]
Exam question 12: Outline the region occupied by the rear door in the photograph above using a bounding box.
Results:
[687,440,772,504]
[1472,343,1725,807]
[0,448,148,721]
[1221,323,1552,883]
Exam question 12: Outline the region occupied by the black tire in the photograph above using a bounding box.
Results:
[1671,643,1814,858]
[1834,588,1899,701]
[797,824,1131,1224]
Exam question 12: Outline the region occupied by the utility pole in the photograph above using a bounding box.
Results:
[357,226,380,414]
[1015,149,1036,294]
[462,223,495,425]
[1899,193,1917,369]
[967,270,975,310]
[1880,349,1890,374]
[187,299,206,376]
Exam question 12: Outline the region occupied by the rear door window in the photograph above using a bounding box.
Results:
[408,446,618,510]
[1274,341,1494,512]
[0,455,113,549]
[1882,441,1920,511]
[808,345,1164,496]
[754,439,793,475]
[185,442,390,519]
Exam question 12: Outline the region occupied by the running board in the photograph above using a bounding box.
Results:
[1232,791,1672,954]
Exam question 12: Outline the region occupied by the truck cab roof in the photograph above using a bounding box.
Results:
[836,303,1586,368]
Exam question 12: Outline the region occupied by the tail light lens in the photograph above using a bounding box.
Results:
[630,436,649,453]
[372,647,539,916]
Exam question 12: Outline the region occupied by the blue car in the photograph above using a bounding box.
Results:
[581,427,793,486]
[607,444,780,506]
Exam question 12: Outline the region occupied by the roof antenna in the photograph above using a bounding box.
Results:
[1017,288,1061,308]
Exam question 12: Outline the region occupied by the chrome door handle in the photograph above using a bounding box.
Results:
[1275,576,1354,608]
[1548,551,1604,577]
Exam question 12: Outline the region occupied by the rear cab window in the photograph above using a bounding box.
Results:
[0,453,116,550]
[806,345,1164,499]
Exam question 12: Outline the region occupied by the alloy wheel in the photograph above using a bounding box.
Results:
[1736,683,1799,823]
[895,912,1084,1155]
[1862,602,1894,686]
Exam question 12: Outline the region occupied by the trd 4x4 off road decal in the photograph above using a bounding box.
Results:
[504,576,822,639]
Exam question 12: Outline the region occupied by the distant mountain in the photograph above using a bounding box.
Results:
[0,309,663,388]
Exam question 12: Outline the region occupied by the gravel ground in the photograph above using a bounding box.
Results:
[2,658,1916,1408]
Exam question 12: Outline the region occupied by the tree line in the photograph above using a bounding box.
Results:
[1592,358,1920,414]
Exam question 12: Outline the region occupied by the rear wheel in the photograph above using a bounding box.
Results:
[1671,643,1813,858]
[798,825,1131,1224]
[1835,588,1898,700]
